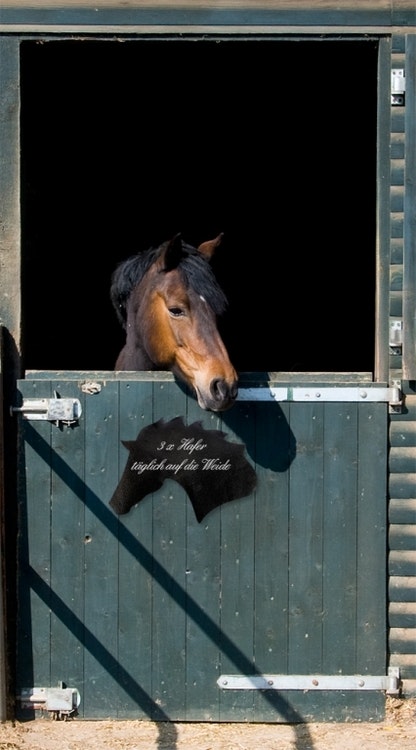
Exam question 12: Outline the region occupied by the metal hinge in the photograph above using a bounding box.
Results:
[11,393,82,425]
[237,384,402,412]
[17,682,81,720]
[218,667,400,695]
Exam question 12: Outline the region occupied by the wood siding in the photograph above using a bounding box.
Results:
[389,394,416,696]
[388,35,416,697]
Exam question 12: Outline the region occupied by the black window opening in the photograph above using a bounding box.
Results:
[20,38,377,374]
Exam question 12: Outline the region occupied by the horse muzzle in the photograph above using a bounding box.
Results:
[196,377,238,412]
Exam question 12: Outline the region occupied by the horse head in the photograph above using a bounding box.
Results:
[112,233,238,412]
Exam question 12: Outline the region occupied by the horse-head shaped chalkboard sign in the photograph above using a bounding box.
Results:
[110,417,257,522]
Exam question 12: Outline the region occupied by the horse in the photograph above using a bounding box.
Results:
[110,233,238,412]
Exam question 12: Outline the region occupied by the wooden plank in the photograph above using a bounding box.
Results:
[322,403,358,673]
[389,652,416,675]
[376,35,393,383]
[182,398,223,721]
[389,601,416,627]
[356,404,387,673]
[389,576,416,601]
[389,498,416,533]
[390,417,416,445]
[150,381,188,720]
[390,524,416,549]
[0,1,401,9]
[394,392,416,420]
[217,400,256,721]
[16,379,53,714]
[253,401,292,721]
[0,38,21,359]
[49,379,86,699]
[389,550,416,576]
[390,627,416,650]
[389,446,416,471]
[116,380,155,718]
[287,403,324,677]
[82,379,120,717]
[390,473,416,498]
[0,330,6,721]
[403,34,416,379]
[2,1,415,33]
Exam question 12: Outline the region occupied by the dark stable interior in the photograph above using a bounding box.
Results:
[20,38,377,374]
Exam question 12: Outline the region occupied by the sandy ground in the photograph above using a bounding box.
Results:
[0,697,415,750]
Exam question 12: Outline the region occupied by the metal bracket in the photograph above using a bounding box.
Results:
[17,683,81,720]
[217,667,400,695]
[391,69,405,105]
[389,320,403,354]
[11,394,82,425]
[389,380,403,414]
[237,385,403,411]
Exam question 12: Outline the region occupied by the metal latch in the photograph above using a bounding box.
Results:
[218,667,400,695]
[17,683,81,720]
[11,395,82,425]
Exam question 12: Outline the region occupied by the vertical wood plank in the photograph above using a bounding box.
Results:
[151,381,188,719]
[218,400,256,721]
[16,380,53,712]
[403,35,416,379]
[322,403,358,674]
[356,403,387,672]
[0,328,6,721]
[253,401,292,721]
[83,379,120,717]
[288,403,324,675]
[184,399,222,721]
[116,380,155,718]
[50,379,85,700]
[0,37,21,350]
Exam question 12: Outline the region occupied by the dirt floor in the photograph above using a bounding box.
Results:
[0,697,415,750]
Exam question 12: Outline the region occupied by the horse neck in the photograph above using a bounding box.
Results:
[116,297,157,371]
[115,342,155,371]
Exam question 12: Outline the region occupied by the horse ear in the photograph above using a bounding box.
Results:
[162,233,185,271]
[197,233,224,261]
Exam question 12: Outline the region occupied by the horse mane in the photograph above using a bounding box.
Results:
[110,237,228,329]
[110,245,159,327]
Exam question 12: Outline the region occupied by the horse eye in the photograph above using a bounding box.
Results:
[168,307,185,317]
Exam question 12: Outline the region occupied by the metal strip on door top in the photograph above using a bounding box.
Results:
[237,385,402,407]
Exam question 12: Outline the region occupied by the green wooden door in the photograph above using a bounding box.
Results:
[15,374,388,722]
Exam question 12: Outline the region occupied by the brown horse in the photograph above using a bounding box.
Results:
[110,233,238,412]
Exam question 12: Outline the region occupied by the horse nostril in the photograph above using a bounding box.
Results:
[211,378,238,403]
